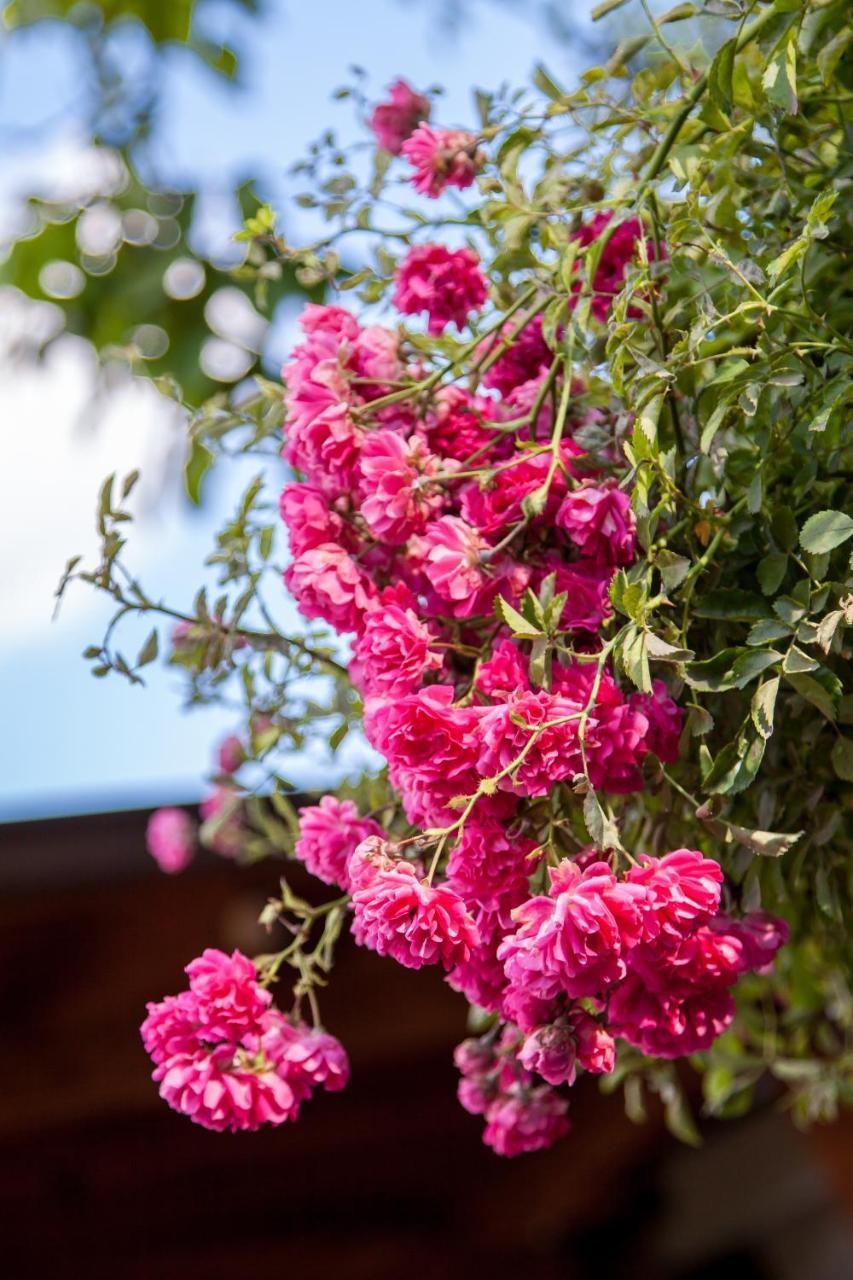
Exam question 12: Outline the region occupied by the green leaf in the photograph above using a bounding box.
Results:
[757,552,787,596]
[659,3,699,21]
[818,27,853,86]
[708,38,736,111]
[582,790,621,850]
[136,628,159,668]
[725,825,803,858]
[663,1088,701,1148]
[785,672,837,721]
[752,676,779,739]
[184,439,214,506]
[656,551,690,591]
[746,470,763,515]
[782,645,819,675]
[532,63,565,101]
[591,0,631,19]
[495,596,543,639]
[747,619,791,646]
[700,396,732,453]
[830,736,853,782]
[799,510,853,555]
[694,590,771,622]
[771,507,798,552]
[645,633,693,662]
[762,32,798,115]
[685,648,780,693]
[637,395,663,447]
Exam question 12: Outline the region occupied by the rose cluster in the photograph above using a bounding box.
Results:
[141,949,348,1132]
[140,78,790,1156]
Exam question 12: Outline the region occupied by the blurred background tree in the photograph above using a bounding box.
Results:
[0,0,312,403]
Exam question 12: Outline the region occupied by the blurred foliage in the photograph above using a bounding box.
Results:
[0,0,319,405]
[2,0,261,82]
[1,177,315,403]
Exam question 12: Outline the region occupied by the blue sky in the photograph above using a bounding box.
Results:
[0,0,602,821]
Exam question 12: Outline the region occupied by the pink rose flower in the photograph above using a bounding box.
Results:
[424,385,501,463]
[393,243,488,334]
[408,515,489,605]
[481,315,551,396]
[499,859,646,1002]
[531,556,614,633]
[184,949,273,1040]
[401,124,484,198]
[571,211,666,322]
[350,850,480,971]
[272,1022,350,1093]
[482,1086,570,1157]
[279,482,345,557]
[556,478,637,566]
[358,429,442,544]
[584,699,650,794]
[630,679,684,765]
[475,640,530,701]
[608,973,735,1058]
[217,734,245,775]
[146,807,196,874]
[152,1035,303,1132]
[294,795,383,890]
[627,849,724,947]
[447,818,539,925]
[350,599,443,699]
[369,78,430,154]
[518,1020,579,1087]
[141,951,314,1132]
[715,911,789,974]
[575,1011,617,1075]
[199,785,244,858]
[518,1009,616,1086]
[477,689,587,798]
[446,913,511,1013]
[284,542,376,634]
[460,446,578,537]
[364,684,481,785]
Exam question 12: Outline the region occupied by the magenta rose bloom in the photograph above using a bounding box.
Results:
[146,807,196,874]
[140,950,336,1133]
[557,477,637,566]
[369,78,430,154]
[272,1022,350,1093]
[480,315,552,395]
[499,859,646,1002]
[284,541,376,634]
[349,841,480,971]
[350,599,443,699]
[482,1086,570,1157]
[477,689,588,798]
[393,243,488,334]
[401,124,484,198]
[630,678,684,764]
[571,211,666,321]
[358,429,442,544]
[279,482,345,557]
[627,849,724,948]
[294,795,383,889]
[609,973,735,1058]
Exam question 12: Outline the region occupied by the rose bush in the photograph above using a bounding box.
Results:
[61,0,852,1152]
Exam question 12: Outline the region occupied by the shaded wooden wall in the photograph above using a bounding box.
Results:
[0,809,849,1279]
